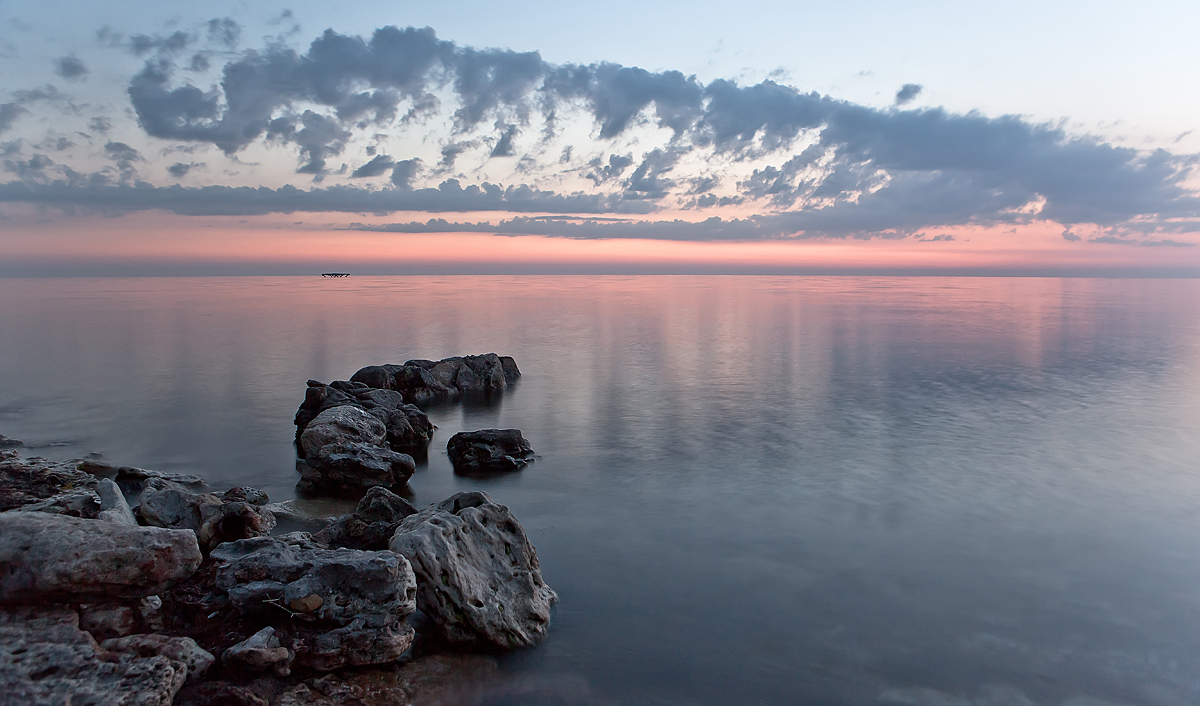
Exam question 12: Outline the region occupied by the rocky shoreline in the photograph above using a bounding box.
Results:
[0,354,553,705]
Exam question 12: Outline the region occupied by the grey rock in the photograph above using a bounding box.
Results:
[223,486,270,506]
[138,485,276,552]
[97,478,138,526]
[0,435,22,448]
[103,634,215,683]
[222,627,293,676]
[0,605,186,706]
[210,534,417,670]
[262,501,336,535]
[297,406,415,494]
[0,511,202,603]
[446,429,535,474]
[389,491,556,648]
[313,486,417,550]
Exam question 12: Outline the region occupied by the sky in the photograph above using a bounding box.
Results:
[1,0,1198,275]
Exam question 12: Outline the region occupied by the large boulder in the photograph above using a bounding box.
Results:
[389,491,556,648]
[0,606,188,705]
[446,429,535,475]
[210,533,418,671]
[297,406,416,495]
[390,354,520,405]
[0,450,101,513]
[0,512,202,604]
[313,486,417,551]
[137,483,276,552]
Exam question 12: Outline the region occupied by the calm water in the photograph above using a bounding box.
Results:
[2,276,1200,706]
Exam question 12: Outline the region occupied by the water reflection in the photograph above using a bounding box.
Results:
[1,276,1199,705]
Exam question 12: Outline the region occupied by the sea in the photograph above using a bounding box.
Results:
[1,275,1199,706]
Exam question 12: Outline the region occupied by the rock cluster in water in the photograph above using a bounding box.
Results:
[0,354,556,704]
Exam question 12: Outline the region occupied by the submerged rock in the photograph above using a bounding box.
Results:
[210,533,418,671]
[390,491,556,648]
[447,429,535,475]
[138,483,276,552]
[0,511,202,604]
[0,605,187,705]
[297,406,415,495]
[313,486,417,551]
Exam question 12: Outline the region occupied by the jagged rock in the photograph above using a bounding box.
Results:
[297,406,415,494]
[446,429,535,474]
[0,435,22,448]
[222,487,270,506]
[294,382,434,453]
[138,484,276,552]
[102,634,215,682]
[313,486,417,550]
[0,605,187,705]
[0,450,100,513]
[389,353,520,405]
[389,491,556,648]
[222,627,293,676]
[0,512,202,603]
[210,533,417,670]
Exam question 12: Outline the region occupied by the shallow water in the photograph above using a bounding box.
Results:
[2,275,1200,706]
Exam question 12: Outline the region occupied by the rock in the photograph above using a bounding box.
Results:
[294,383,434,453]
[97,478,138,526]
[0,605,187,705]
[389,491,556,648]
[0,512,202,603]
[297,406,415,495]
[79,603,140,640]
[348,364,399,391]
[261,501,336,535]
[102,634,215,682]
[210,534,417,670]
[392,353,520,405]
[0,435,22,448]
[222,487,270,506]
[446,429,535,474]
[138,485,276,553]
[0,450,100,513]
[313,486,417,550]
[222,627,293,676]
[274,653,499,706]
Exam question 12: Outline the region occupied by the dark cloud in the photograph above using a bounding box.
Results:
[0,103,27,135]
[625,148,683,199]
[167,162,194,178]
[895,83,923,105]
[350,153,394,178]
[1062,229,1081,241]
[206,18,241,49]
[0,178,655,217]
[87,116,112,134]
[585,153,633,185]
[54,56,89,81]
[490,123,519,157]
[390,159,421,188]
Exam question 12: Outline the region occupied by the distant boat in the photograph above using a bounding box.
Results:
[321,273,351,278]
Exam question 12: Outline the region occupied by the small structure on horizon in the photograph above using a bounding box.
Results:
[321,273,351,278]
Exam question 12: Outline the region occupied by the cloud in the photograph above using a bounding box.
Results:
[1062,229,1081,241]
[390,159,421,188]
[350,153,394,178]
[0,103,27,135]
[895,83,923,105]
[54,56,89,81]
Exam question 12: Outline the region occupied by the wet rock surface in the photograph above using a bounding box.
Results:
[0,511,203,603]
[297,406,416,495]
[0,605,187,706]
[313,486,417,550]
[295,381,435,454]
[447,429,535,475]
[390,491,557,648]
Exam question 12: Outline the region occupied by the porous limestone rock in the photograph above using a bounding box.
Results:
[0,511,202,603]
[102,634,215,682]
[294,381,434,453]
[389,491,556,648]
[0,605,187,706]
[210,533,418,670]
[446,429,535,475]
